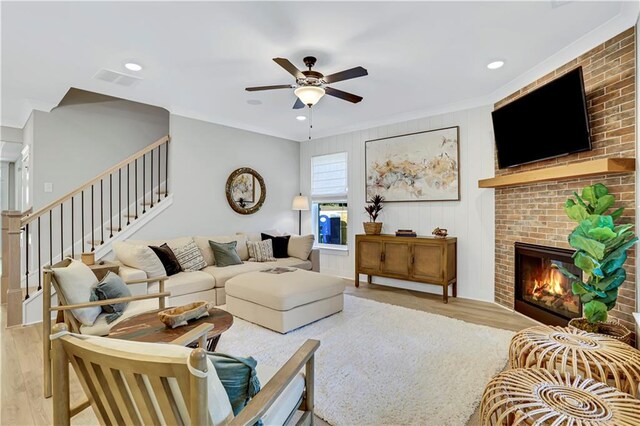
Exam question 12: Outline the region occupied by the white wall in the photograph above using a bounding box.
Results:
[31,91,169,209]
[130,114,300,239]
[300,105,496,302]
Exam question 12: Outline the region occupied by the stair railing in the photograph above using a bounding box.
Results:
[1,135,170,327]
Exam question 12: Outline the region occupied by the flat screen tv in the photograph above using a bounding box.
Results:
[492,67,591,169]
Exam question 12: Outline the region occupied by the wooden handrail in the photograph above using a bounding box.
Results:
[21,135,170,226]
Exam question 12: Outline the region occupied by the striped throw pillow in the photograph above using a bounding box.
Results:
[247,240,276,262]
[172,240,207,271]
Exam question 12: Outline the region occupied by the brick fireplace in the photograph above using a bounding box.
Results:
[494,27,637,332]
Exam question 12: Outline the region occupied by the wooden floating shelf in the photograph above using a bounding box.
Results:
[478,158,636,189]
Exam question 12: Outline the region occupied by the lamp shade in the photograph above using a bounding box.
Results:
[292,195,310,211]
[294,86,325,106]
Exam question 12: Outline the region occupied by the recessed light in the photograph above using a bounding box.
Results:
[247,99,262,105]
[124,62,143,72]
[487,60,505,70]
[296,115,307,121]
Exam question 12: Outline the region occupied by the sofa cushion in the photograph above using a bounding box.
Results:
[270,257,313,271]
[261,233,290,258]
[201,263,266,288]
[52,259,102,326]
[195,235,249,265]
[209,240,243,267]
[172,239,207,272]
[225,269,345,311]
[247,240,276,262]
[148,271,215,297]
[256,364,305,426]
[113,242,166,279]
[287,234,315,260]
[148,243,181,276]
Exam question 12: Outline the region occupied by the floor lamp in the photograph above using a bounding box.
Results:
[292,194,310,235]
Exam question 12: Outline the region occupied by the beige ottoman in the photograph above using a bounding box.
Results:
[225,269,345,333]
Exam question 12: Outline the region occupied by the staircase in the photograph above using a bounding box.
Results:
[1,135,172,327]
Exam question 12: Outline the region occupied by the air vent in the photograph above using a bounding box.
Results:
[93,69,142,87]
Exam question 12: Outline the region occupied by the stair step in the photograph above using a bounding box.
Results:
[86,240,104,247]
[105,226,123,232]
[156,190,168,195]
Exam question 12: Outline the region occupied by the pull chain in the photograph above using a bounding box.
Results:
[308,106,313,140]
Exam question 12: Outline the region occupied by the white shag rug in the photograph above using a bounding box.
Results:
[217,295,514,426]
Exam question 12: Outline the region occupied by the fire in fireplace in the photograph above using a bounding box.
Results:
[515,243,582,326]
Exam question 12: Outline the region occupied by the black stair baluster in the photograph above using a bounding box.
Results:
[81,191,85,252]
[24,223,29,299]
[165,141,169,198]
[118,168,122,231]
[150,149,154,208]
[71,196,75,259]
[109,174,113,238]
[49,210,53,264]
[100,179,104,245]
[60,203,63,261]
[91,184,95,252]
[37,216,41,291]
[157,146,161,203]
[143,154,146,214]
[135,158,139,219]
[127,164,130,225]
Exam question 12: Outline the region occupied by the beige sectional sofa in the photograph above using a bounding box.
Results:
[114,233,319,306]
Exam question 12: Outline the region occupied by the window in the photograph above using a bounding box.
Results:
[311,152,348,248]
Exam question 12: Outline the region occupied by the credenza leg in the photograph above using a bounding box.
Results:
[452,280,457,298]
[354,273,360,288]
[367,275,372,284]
[443,286,448,304]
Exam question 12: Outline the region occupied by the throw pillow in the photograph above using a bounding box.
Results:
[112,242,166,278]
[261,233,291,258]
[149,243,181,276]
[90,271,132,324]
[52,259,101,326]
[207,352,261,417]
[172,239,207,272]
[247,240,276,262]
[209,240,243,267]
[288,234,315,260]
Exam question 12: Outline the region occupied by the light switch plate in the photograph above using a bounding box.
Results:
[44,182,53,193]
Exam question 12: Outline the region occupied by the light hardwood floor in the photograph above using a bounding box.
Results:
[1,280,535,426]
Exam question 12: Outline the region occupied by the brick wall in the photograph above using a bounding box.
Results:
[494,27,637,332]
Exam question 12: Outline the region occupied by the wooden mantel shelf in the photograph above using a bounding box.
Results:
[478,158,636,189]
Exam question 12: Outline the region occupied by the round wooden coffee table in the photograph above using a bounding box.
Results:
[109,307,233,351]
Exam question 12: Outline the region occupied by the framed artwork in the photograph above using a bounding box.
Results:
[230,172,255,203]
[365,126,460,202]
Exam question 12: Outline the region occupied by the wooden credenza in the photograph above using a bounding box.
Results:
[355,234,457,303]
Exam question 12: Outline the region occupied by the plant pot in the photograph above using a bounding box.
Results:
[363,222,383,235]
[568,317,632,345]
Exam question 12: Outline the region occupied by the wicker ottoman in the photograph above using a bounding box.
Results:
[481,368,640,425]
[225,269,345,333]
[509,326,640,397]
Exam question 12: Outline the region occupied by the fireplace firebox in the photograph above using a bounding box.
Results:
[514,242,582,326]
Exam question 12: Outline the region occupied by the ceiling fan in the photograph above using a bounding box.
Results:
[245,56,368,109]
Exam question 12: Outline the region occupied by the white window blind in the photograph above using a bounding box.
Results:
[311,152,348,198]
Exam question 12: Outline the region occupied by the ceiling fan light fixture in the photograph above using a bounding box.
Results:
[294,86,325,106]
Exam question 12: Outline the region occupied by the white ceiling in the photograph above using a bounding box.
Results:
[1,1,637,141]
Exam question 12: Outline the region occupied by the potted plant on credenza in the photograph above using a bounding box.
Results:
[554,183,637,344]
[363,194,384,235]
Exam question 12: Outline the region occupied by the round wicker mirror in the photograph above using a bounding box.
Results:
[225,168,266,215]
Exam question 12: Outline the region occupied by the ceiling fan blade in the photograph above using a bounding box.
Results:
[293,98,305,109]
[245,84,293,92]
[325,87,363,103]
[323,66,368,84]
[273,58,305,79]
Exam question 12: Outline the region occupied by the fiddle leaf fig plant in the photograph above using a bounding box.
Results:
[554,183,637,326]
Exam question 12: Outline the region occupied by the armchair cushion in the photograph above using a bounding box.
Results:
[256,364,305,426]
[52,259,101,326]
[208,352,261,416]
[90,271,132,324]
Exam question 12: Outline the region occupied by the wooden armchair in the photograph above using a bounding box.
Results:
[51,322,319,426]
[43,258,170,398]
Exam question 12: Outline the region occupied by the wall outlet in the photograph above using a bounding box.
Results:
[44,182,53,193]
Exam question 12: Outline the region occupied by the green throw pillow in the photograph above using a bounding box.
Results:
[90,271,131,323]
[209,240,243,267]
[207,352,261,421]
